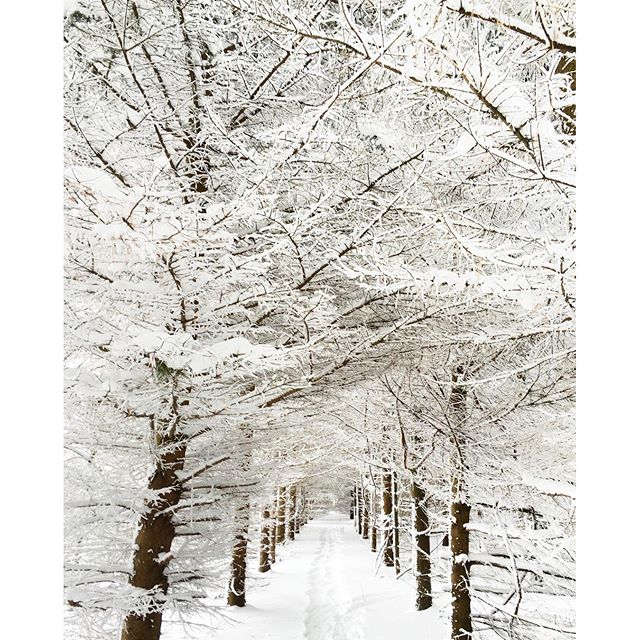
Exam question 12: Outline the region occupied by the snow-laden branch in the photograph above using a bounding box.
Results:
[444,1,576,53]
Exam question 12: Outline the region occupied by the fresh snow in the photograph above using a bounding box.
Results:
[164,512,449,640]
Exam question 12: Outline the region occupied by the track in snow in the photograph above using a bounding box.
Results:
[210,511,447,640]
[302,516,363,640]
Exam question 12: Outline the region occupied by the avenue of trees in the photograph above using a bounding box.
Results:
[64,1,575,639]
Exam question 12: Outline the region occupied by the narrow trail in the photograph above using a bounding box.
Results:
[213,512,447,640]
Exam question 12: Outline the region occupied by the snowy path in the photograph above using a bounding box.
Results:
[212,511,447,640]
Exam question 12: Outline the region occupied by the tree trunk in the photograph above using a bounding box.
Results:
[299,487,307,527]
[258,506,271,573]
[370,487,377,552]
[287,485,297,541]
[294,485,301,534]
[349,487,355,520]
[356,483,362,534]
[450,367,472,640]
[382,471,394,567]
[392,472,400,574]
[269,495,277,563]
[450,494,471,638]
[227,501,249,607]
[412,481,432,610]
[227,427,254,607]
[362,484,369,539]
[121,432,186,640]
[276,486,286,544]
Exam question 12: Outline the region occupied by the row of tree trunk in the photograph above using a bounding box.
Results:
[351,450,472,638]
[351,471,401,573]
[228,483,309,607]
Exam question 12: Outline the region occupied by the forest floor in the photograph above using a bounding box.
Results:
[209,511,449,640]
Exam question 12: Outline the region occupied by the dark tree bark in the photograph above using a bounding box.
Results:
[294,485,301,534]
[121,427,186,640]
[227,428,253,607]
[392,472,400,574]
[370,487,377,552]
[412,481,432,610]
[356,483,363,535]
[269,495,278,564]
[287,485,297,541]
[276,486,286,544]
[450,496,471,637]
[227,501,249,607]
[362,485,369,539]
[382,471,394,567]
[258,506,271,573]
[349,487,355,520]
[449,366,472,640]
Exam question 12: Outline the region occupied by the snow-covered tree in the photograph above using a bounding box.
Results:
[64,0,574,638]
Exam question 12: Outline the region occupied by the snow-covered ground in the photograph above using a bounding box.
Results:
[172,511,449,640]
